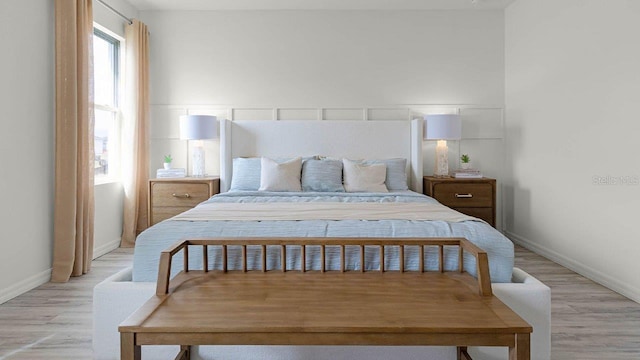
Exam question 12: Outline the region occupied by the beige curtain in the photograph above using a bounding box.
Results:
[121,19,150,247]
[52,0,95,282]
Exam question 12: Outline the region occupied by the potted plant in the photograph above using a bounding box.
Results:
[163,155,173,170]
[460,154,471,170]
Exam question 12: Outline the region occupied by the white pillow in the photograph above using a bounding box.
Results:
[342,158,388,193]
[259,157,302,192]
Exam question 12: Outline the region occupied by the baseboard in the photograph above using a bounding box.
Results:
[505,230,640,304]
[0,268,52,305]
[93,238,121,260]
[0,238,121,305]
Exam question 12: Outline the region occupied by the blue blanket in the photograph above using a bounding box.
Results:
[133,191,514,282]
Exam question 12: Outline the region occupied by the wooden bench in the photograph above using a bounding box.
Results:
[119,238,532,360]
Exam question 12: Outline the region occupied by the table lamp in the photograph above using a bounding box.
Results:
[424,114,461,177]
[179,115,217,177]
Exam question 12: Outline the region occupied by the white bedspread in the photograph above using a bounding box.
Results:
[171,202,478,222]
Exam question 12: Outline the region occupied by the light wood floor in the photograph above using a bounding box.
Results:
[0,246,639,359]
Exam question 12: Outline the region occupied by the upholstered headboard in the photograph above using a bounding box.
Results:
[219,119,423,193]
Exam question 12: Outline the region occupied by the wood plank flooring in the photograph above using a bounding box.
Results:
[515,247,640,359]
[0,249,131,360]
[0,245,639,359]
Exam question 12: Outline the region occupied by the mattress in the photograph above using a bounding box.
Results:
[132,191,514,283]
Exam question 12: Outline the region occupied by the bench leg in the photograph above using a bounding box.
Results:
[509,333,530,360]
[175,345,191,360]
[457,346,472,360]
[120,333,141,360]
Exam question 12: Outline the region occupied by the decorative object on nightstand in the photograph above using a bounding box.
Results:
[163,154,173,170]
[424,114,461,177]
[148,177,220,227]
[179,115,218,177]
[156,168,186,178]
[460,154,471,170]
[453,155,483,178]
[452,169,483,179]
[423,176,496,228]
[157,154,186,178]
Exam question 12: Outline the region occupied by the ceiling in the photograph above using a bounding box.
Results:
[125,0,516,11]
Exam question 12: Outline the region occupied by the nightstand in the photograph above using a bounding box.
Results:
[148,177,220,227]
[423,176,496,228]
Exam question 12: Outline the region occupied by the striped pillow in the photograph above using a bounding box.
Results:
[229,157,262,191]
[301,159,345,192]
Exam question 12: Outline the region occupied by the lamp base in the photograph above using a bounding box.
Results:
[191,144,206,177]
[433,140,450,177]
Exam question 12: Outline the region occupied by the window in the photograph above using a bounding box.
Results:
[93,26,122,182]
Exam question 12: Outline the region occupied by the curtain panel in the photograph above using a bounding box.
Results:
[52,0,95,282]
[121,19,150,247]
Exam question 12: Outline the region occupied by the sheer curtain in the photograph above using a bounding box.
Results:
[52,0,95,282]
[121,19,150,247]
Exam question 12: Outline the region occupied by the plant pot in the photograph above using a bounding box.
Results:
[163,163,172,170]
[460,162,471,170]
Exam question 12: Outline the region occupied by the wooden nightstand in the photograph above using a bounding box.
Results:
[148,177,220,227]
[423,176,496,228]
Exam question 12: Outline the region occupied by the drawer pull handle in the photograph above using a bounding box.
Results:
[455,193,473,198]
[172,193,191,198]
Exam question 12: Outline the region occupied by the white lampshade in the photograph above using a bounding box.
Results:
[179,115,217,177]
[424,114,462,177]
[179,115,217,140]
[424,114,461,140]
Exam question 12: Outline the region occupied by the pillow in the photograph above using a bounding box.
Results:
[229,157,262,191]
[301,159,345,192]
[342,158,388,193]
[229,156,315,191]
[259,157,303,192]
[363,158,408,191]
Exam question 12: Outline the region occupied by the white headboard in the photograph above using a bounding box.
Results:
[220,119,423,193]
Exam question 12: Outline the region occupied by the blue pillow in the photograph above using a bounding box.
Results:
[229,157,262,191]
[301,159,345,192]
[363,158,408,191]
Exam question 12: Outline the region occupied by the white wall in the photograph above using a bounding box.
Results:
[93,182,125,258]
[0,0,54,303]
[505,0,640,302]
[141,10,504,106]
[140,10,507,228]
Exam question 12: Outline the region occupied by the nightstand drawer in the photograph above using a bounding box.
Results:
[151,183,212,207]
[431,183,493,208]
[423,176,496,228]
[148,178,220,228]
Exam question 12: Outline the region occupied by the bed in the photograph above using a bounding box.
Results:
[93,119,550,360]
